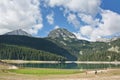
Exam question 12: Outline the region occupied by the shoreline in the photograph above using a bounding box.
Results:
[2,60,120,64]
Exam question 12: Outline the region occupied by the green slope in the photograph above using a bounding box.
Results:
[0,35,77,61]
[0,44,66,61]
[48,37,120,61]
[0,35,120,61]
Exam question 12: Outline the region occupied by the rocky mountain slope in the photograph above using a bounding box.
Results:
[0,28,120,61]
[4,29,32,37]
[48,28,76,39]
[0,35,77,61]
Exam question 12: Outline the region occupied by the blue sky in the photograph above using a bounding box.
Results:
[0,0,120,41]
[101,0,120,14]
[37,0,120,41]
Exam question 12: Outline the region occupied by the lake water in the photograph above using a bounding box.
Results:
[12,63,120,69]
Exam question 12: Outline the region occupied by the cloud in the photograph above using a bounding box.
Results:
[45,0,101,28]
[80,26,93,36]
[29,24,43,34]
[67,13,80,28]
[78,13,100,27]
[44,0,120,41]
[46,0,101,15]
[45,0,102,41]
[90,10,120,40]
[46,12,54,25]
[54,25,60,29]
[73,32,90,41]
[0,0,42,35]
[78,10,120,41]
[1,0,120,41]
[98,10,120,36]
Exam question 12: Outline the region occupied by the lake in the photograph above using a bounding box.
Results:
[12,63,120,70]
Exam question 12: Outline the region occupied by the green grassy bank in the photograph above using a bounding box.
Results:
[8,68,83,75]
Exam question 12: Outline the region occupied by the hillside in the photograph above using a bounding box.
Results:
[47,28,120,61]
[0,28,120,61]
[0,35,77,61]
[4,29,32,37]
[0,44,67,61]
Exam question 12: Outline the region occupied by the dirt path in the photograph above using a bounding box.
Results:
[0,74,120,80]
[45,76,120,80]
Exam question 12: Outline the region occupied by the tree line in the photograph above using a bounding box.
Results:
[0,44,66,61]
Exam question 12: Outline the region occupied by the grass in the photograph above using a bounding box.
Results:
[0,68,120,80]
[8,68,83,75]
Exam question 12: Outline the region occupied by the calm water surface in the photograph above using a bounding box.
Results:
[12,63,120,69]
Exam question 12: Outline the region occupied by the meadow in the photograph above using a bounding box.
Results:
[8,68,83,75]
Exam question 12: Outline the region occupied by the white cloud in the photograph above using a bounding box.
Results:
[98,10,120,36]
[45,0,102,41]
[78,10,120,41]
[73,32,90,41]
[46,12,54,25]
[47,0,68,7]
[46,0,101,15]
[80,26,93,36]
[54,25,60,29]
[29,24,43,34]
[0,0,42,35]
[45,0,120,41]
[67,13,80,28]
[78,13,100,27]
[45,0,101,28]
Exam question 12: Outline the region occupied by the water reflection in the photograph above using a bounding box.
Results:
[12,63,120,69]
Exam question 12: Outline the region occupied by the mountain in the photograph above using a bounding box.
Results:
[48,28,76,40]
[0,28,120,61]
[4,29,32,37]
[96,34,120,42]
[0,35,77,61]
[96,38,112,42]
[47,28,120,61]
[0,44,66,61]
[96,37,120,42]
[47,28,90,57]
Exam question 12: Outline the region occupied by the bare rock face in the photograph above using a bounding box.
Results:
[48,28,76,39]
[4,29,32,37]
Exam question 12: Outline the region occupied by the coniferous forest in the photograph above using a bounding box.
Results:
[0,44,66,61]
[0,35,120,61]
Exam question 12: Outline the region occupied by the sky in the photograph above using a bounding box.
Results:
[0,0,120,41]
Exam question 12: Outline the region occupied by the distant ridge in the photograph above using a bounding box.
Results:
[4,29,32,37]
[48,28,76,39]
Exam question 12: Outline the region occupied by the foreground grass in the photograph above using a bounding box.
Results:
[0,68,120,80]
[8,68,83,75]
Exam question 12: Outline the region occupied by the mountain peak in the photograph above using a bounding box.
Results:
[48,28,76,40]
[4,29,32,37]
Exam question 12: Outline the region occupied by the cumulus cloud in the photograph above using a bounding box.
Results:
[98,10,120,36]
[1,0,120,41]
[45,0,120,41]
[67,13,80,28]
[73,32,90,41]
[77,10,120,41]
[54,25,60,29]
[45,0,102,41]
[78,13,100,27]
[46,0,101,15]
[80,26,93,36]
[90,10,120,40]
[46,12,54,25]
[0,0,42,35]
